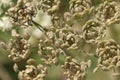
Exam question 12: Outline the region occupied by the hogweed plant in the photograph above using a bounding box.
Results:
[1,0,120,80]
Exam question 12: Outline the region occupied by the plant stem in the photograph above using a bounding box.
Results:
[32,20,45,32]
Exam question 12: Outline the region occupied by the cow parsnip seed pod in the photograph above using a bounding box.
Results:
[18,64,47,80]
[82,19,106,43]
[54,27,81,51]
[39,0,55,12]
[8,35,30,62]
[38,25,81,65]
[69,0,93,17]
[7,0,37,27]
[40,0,67,14]
[38,38,59,65]
[95,39,120,72]
[62,56,91,80]
[95,1,120,26]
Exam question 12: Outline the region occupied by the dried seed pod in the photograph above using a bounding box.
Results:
[7,0,37,26]
[38,38,59,65]
[62,56,90,80]
[69,0,93,18]
[95,39,120,71]
[18,64,47,80]
[38,26,81,65]
[55,27,81,51]
[39,0,55,12]
[8,35,30,62]
[95,1,120,25]
[82,19,106,43]
[64,0,93,24]
[39,0,67,14]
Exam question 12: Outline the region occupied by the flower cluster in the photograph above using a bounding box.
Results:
[82,19,106,43]
[64,0,93,25]
[95,39,120,71]
[69,0,93,19]
[38,25,81,65]
[62,56,91,80]
[7,0,37,26]
[8,31,30,62]
[95,1,120,26]
[18,64,47,80]
[1,0,120,80]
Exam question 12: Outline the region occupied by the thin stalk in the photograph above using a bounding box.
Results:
[32,20,45,32]
[32,20,49,38]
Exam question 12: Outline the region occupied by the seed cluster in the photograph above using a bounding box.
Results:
[7,0,36,26]
[95,1,120,26]
[95,40,120,71]
[1,0,120,80]
[62,56,91,80]
[38,26,81,65]
[8,33,30,62]
[18,64,47,80]
[68,0,93,19]
[82,19,106,43]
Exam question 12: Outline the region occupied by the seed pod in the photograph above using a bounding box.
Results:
[82,19,106,43]
[8,34,30,62]
[18,64,47,80]
[95,39,120,72]
[7,0,37,27]
[95,1,120,26]
[69,0,93,18]
[62,57,90,80]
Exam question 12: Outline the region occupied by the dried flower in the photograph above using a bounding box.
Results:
[62,56,91,80]
[69,0,93,18]
[64,0,93,24]
[39,0,55,12]
[8,31,30,62]
[55,27,80,50]
[95,1,120,26]
[82,19,106,43]
[38,38,59,65]
[6,0,37,26]
[95,39,120,71]
[38,25,82,65]
[18,64,47,80]
[2,0,120,79]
